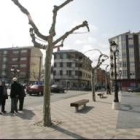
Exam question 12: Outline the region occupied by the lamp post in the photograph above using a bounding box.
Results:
[104,64,109,93]
[11,67,20,78]
[110,41,120,110]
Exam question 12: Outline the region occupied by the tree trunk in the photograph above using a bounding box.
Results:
[43,36,53,126]
[91,69,96,101]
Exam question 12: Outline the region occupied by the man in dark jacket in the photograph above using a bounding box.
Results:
[106,84,111,95]
[18,85,26,111]
[0,81,8,114]
[10,77,20,113]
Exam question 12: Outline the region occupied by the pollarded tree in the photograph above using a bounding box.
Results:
[11,0,90,126]
[90,52,109,101]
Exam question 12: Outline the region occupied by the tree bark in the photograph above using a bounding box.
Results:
[91,69,96,101]
[43,36,53,126]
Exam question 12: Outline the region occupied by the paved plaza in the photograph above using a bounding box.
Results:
[0,91,140,139]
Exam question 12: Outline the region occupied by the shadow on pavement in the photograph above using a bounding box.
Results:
[77,106,94,114]
[16,109,35,120]
[97,100,112,104]
[51,124,86,139]
[117,92,140,129]
[3,109,35,120]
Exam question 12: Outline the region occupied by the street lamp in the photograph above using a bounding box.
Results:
[110,41,120,110]
[11,67,20,78]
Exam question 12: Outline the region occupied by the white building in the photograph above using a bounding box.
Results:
[53,50,92,90]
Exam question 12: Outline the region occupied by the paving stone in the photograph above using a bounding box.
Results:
[0,91,140,139]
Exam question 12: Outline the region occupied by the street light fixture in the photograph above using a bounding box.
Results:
[110,41,120,110]
[11,67,20,78]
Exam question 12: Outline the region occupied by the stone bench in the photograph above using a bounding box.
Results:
[70,99,89,112]
[97,93,105,98]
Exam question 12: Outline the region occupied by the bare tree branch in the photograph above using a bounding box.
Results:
[30,28,63,50]
[53,21,90,45]
[49,0,73,36]
[94,54,109,69]
[30,28,47,50]
[11,0,48,41]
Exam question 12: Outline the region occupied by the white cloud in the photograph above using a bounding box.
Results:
[74,36,97,45]
[90,24,98,32]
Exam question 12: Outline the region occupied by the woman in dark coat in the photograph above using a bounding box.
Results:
[0,81,8,114]
[18,85,26,111]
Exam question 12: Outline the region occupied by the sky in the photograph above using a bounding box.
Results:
[1,0,140,69]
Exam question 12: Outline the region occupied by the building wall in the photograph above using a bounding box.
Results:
[109,31,140,90]
[0,47,42,83]
[53,50,92,90]
[30,48,42,82]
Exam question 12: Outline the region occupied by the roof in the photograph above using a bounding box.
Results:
[0,46,34,50]
[53,49,79,54]
[108,31,131,41]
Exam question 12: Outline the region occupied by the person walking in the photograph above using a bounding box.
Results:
[106,84,111,95]
[18,84,26,111]
[0,81,8,114]
[10,77,20,113]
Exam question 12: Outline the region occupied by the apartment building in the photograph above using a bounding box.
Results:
[0,46,42,83]
[53,50,92,90]
[109,31,140,90]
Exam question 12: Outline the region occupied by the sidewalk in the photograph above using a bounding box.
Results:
[0,91,140,139]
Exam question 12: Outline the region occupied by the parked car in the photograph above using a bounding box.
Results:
[127,87,140,92]
[51,85,65,93]
[27,84,44,96]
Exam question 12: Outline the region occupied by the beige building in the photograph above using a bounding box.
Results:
[0,46,43,83]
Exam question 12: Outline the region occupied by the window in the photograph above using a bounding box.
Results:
[11,65,18,68]
[56,54,60,59]
[60,62,63,67]
[12,58,18,61]
[121,35,126,41]
[122,53,126,57]
[2,71,6,76]
[122,61,127,67]
[21,50,27,53]
[75,71,79,76]
[54,63,56,67]
[20,72,26,76]
[20,64,26,68]
[2,64,6,69]
[13,50,19,54]
[63,53,67,59]
[3,57,7,62]
[67,62,72,67]
[60,53,63,59]
[60,70,63,75]
[128,45,134,48]
[130,62,135,67]
[53,70,56,76]
[75,62,79,67]
[67,70,72,76]
[3,51,8,54]
[20,57,27,61]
